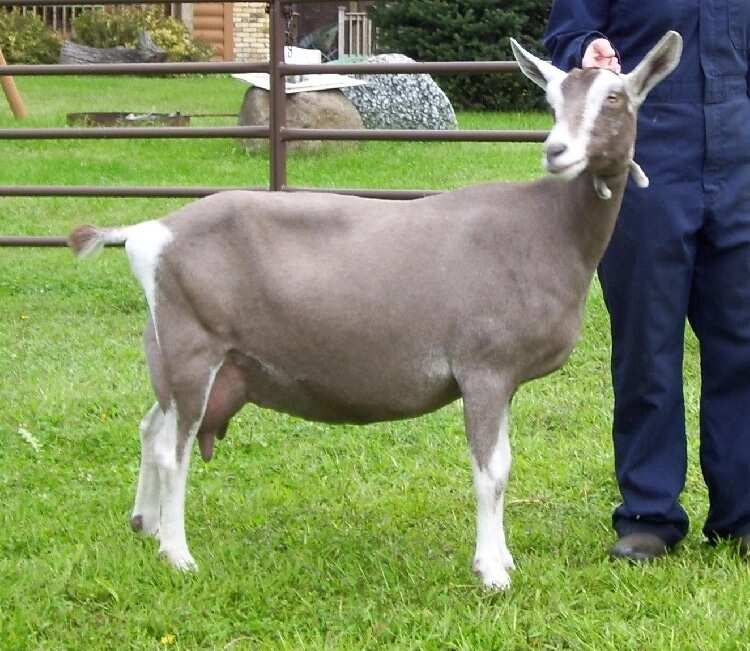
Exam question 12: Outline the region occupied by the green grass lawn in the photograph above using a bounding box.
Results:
[1,76,746,650]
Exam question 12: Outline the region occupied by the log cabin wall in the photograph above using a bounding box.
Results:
[192,2,234,60]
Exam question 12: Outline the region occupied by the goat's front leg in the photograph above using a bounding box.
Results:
[153,407,198,571]
[131,402,163,537]
[460,373,514,590]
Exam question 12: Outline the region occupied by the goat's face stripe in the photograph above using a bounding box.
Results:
[545,69,630,180]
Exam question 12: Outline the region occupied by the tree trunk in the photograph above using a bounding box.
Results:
[59,33,167,65]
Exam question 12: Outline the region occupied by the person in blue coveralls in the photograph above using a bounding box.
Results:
[544,1,750,561]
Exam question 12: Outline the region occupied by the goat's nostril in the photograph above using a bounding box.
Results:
[546,143,568,160]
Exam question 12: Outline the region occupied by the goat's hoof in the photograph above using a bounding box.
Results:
[500,549,516,572]
[130,513,159,538]
[481,570,512,591]
[160,546,198,572]
[473,557,512,591]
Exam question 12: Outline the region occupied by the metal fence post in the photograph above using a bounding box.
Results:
[268,0,287,191]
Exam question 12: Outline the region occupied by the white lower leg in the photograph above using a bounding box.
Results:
[497,491,515,571]
[131,403,163,536]
[154,409,197,571]
[472,409,513,590]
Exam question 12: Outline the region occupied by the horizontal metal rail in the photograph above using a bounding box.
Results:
[0,126,269,139]
[284,187,441,200]
[0,186,265,198]
[0,127,547,142]
[0,236,75,247]
[0,187,446,247]
[0,186,445,201]
[0,62,271,76]
[283,128,548,142]
[0,61,517,77]
[281,62,520,76]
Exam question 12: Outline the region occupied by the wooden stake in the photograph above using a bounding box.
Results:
[0,48,28,120]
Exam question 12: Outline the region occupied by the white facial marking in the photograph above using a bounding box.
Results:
[472,407,513,590]
[124,220,174,341]
[546,71,627,180]
[545,76,564,113]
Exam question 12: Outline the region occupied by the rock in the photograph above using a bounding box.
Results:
[339,53,458,131]
[238,87,364,152]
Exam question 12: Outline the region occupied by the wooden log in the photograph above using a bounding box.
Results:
[194,4,225,17]
[0,48,28,120]
[193,29,225,43]
[59,32,167,65]
[195,16,224,30]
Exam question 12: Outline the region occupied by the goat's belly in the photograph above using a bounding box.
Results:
[519,337,577,383]
[225,349,460,425]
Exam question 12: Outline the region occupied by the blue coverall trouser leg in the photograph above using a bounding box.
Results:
[599,94,750,546]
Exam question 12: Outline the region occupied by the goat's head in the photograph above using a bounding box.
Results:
[510,32,683,188]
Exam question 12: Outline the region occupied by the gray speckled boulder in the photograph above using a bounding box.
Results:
[239,87,363,152]
[340,53,458,130]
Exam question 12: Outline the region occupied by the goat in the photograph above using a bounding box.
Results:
[68,32,682,590]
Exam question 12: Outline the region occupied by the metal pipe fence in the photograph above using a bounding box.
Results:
[0,0,547,248]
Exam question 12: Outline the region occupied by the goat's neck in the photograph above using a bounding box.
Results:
[558,168,629,272]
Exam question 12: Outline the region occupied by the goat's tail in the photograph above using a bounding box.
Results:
[68,225,131,259]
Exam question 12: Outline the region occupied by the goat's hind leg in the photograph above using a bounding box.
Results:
[153,350,231,572]
[460,372,515,590]
[130,400,198,572]
[131,402,163,537]
[154,404,199,571]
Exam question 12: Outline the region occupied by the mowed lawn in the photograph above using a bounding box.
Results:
[0,75,746,650]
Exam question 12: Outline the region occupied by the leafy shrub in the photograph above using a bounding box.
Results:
[71,9,140,49]
[141,9,215,62]
[0,10,61,64]
[370,0,553,111]
[72,7,214,62]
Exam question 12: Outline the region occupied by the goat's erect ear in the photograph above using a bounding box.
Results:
[623,31,683,106]
[510,38,565,91]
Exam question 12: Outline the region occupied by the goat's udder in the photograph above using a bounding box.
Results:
[197,430,216,462]
[197,419,230,462]
[196,362,246,462]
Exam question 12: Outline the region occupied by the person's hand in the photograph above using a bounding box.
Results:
[582,38,621,73]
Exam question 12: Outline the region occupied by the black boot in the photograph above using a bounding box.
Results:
[610,532,669,561]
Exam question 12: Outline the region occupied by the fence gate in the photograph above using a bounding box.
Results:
[0,0,547,248]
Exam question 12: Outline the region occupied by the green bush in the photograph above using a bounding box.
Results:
[72,7,214,62]
[141,9,215,63]
[71,9,140,49]
[0,11,61,64]
[370,0,553,111]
